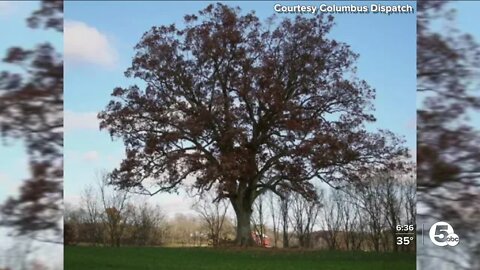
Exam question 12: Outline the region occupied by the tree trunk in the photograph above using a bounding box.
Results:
[373,237,380,252]
[110,232,115,247]
[281,197,289,248]
[283,229,289,248]
[391,231,398,252]
[116,236,120,247]
[232,198,254,247]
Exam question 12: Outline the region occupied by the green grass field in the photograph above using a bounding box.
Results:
[65,246,415,270]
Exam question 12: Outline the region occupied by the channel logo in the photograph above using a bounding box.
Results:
[429,221,460,247]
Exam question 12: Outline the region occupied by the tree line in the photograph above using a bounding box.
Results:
[252,167,415,252]
[65,167,415,253]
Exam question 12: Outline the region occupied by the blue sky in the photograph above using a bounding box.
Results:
[63,1,416,212]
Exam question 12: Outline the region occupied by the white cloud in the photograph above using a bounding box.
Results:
[65,20,118,68]
[83,150,100,162]
[64,110,99,132]
[65,195,82,206]
[151,194,197,218]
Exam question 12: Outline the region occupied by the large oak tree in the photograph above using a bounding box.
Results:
[99,4,407,246]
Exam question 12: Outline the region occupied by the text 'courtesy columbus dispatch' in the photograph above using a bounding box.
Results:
[273,3,415,15]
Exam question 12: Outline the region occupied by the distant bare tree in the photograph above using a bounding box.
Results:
[321,190,343,250]
[350,206,365,251]
[351,173,388,252]
[98,171,130,247]
[268,192,280,247]
[401,171,416,227]
[80,185,103,245]
[280,191,291,248]
[375,173,401,252]
[193,192,229,247]
[335,191,357,251]
[129,201,167,246]
[290,192,322,248]
[363,188,384,251]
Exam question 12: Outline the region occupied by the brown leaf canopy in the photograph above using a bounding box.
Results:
[99,4,407,201]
